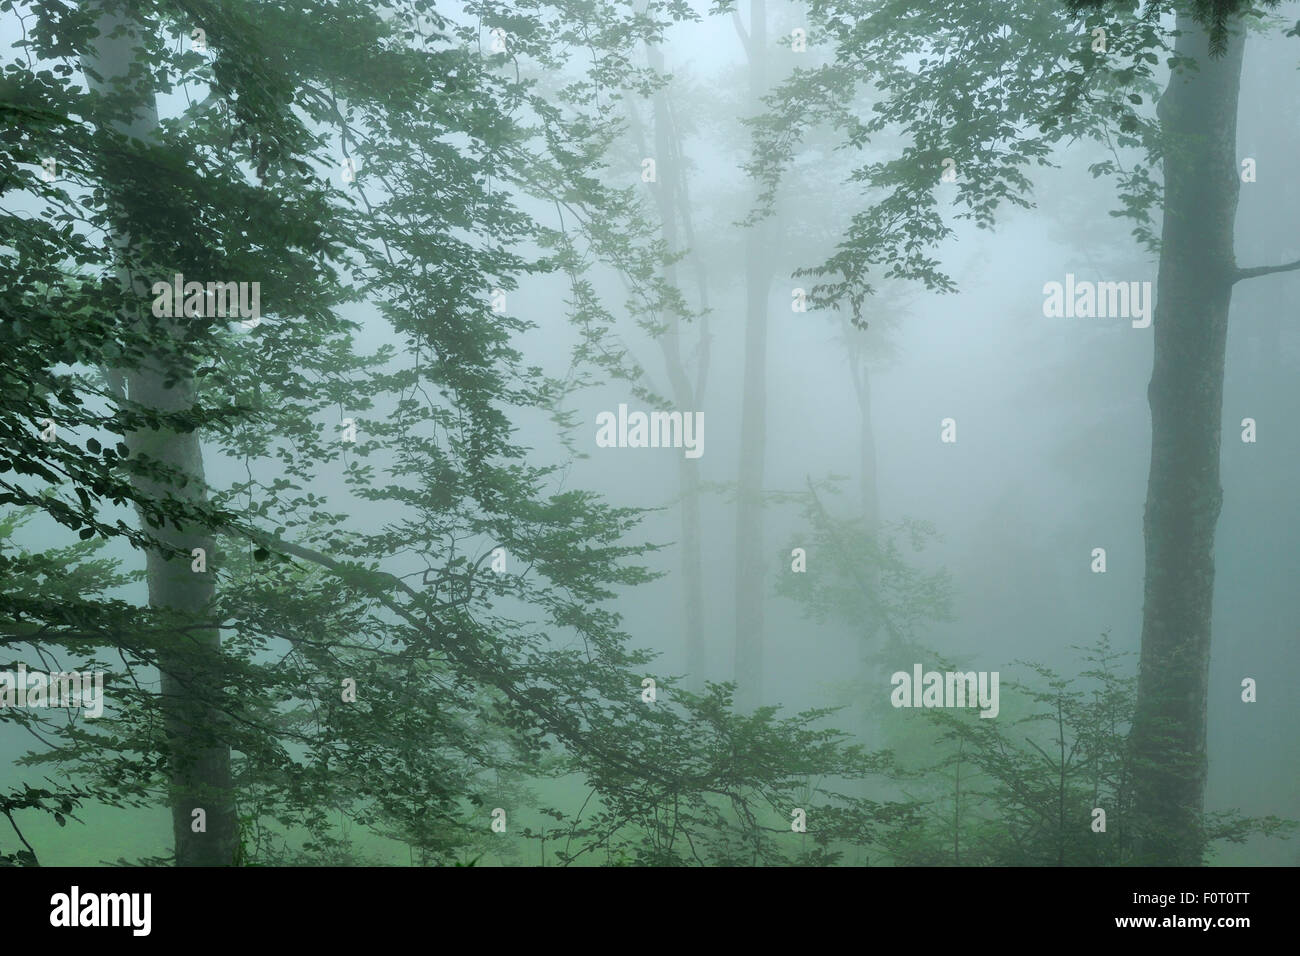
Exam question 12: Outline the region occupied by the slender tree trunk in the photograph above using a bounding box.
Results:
[1129,12,1245,866]
[646,46,707,685]
[734,0,773,708]
[678,459,706,681]
[82,5,239,866]
[857,372,879,531]
[846,323,883,681]
[846,326,880,531]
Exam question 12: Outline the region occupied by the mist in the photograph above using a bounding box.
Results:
[0,0,1295,873]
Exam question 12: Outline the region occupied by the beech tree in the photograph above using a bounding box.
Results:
[742,0,1300,864]
[1,0,920,866]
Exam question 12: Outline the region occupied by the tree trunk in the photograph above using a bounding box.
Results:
[734,0,773,708]
[1129,12,1245,866]
[678,459,706,682]
[845,322,883,675]
[646,46,707,686]
[846,326,880,531]
[82,5,239,866]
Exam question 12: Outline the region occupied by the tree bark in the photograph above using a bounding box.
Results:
[844,320,883,673]
[846,324,880,531]
[1129,12,1245,866]
[646,46,708,686]
[82,4,239,866]
[733,0,773,709]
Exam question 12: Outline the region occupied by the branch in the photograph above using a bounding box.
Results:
[1024,735,1057,772]
[804,477,904,646]
[99,365,126,402]
[233,526,775,808]
[2,809,39,865]
[1234,257,1300,284]
[0,622,223,643]
[731,10,751,58]
[177,90,221,131]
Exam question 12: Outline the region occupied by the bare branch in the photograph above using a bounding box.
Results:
[2,809,39,865]
[1234,257,1300,284]
[177,90,221,130]
[732,10,751,58]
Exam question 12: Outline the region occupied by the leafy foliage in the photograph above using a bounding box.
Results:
[727,0,1178,322]
[0,0,917,866]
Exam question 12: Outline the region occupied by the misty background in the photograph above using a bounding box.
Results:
[1,0,1296,866]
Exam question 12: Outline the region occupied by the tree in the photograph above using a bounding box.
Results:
[2,0,913,866]
[741,0,1300,864]
[79,0,239,866]
[730,0,778,709]
[615,33,715,686]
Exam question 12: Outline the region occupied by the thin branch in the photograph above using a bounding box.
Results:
[732,10,751,58]
[805,477,904,646]
[177,90,221,131]
[1234,257,1300,284]
[2,809,39,865]
[1023,735,1058,771]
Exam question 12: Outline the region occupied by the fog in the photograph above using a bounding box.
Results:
[1,0,1296,868]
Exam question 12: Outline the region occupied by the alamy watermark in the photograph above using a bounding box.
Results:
[0,665,105,718]
[595,403,703,459]
[151,273,261,327]
[1042,273,1152,328]
[890,664,999,718]
[50,886,150,936]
